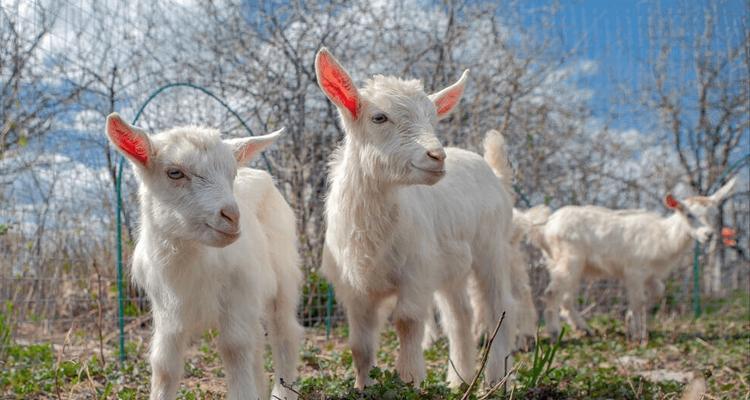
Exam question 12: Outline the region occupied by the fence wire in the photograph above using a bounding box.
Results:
[0,0,747,369]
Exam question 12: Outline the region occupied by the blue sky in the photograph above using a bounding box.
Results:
[518,0,748,133]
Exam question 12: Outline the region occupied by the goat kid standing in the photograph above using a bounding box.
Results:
[423,131,542,350]
[316,48,517,389]
[105,114,303,400]
[482,131,541,347]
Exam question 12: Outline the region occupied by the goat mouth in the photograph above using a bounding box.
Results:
[206,224,240,239]
[410,162,446,175]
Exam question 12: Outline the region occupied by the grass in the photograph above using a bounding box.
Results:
[0,291,748,399]
[517,326,566,391]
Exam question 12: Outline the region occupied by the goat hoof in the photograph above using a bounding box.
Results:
[525,336,537,351]
[516,336,534,351]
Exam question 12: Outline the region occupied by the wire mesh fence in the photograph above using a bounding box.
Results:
[1,0,747,370]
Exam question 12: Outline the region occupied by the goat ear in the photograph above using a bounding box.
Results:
[429,69,469,120]
[315,48,360,120]
[664,194,683,211]
[106,113,152,168]
[709,177,736,203]
[228,128,284,165]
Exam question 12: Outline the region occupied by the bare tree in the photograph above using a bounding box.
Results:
[0,2,81,161]
[4,0,744,339]
[641,2,749,295]
[175,0,645,286]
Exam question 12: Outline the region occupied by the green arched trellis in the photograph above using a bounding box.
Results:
[691,153,750,318]
[114,83,274,363]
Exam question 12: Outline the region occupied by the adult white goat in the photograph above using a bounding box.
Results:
[536,178,736,343]
[316,48,516,389]
[105,114,302,400]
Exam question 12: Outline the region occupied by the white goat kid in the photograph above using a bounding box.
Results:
[423,131,543,351]
[424,207,541,352]
[316,48,516,389]
[482,131,541,347]
[505,208,542,345]
[538,178,736,343]
[105,114,303,400]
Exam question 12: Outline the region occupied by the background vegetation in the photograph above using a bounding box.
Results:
[0,0,747,398]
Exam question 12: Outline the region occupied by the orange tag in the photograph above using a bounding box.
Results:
[721,227,736,239]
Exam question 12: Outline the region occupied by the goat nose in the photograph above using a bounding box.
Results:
[220,204,240,225]
[426,148,446,162]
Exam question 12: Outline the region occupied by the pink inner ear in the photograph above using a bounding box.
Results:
[236,141,260,163]
[665,194,679,209]
[109,118,149,166]
[318,53,359,119]
[435,87,463,116]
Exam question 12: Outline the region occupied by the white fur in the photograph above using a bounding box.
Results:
[106,114,303,400]
[316,49,516,389]
[535,178,736,343]
[425,207,541,352]
[424,132,541,350]
[482,130,513,192]
[482,131,538,345]
[505,208,541,344]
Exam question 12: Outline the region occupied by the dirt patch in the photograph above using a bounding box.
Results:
[637,369,695,383]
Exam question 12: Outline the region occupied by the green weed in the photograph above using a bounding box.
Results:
[517,326,566,390]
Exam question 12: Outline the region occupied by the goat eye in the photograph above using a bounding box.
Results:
[371,113,388,124]
[166,168,185,180]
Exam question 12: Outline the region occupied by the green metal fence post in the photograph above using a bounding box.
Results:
[116,167,126,364]
[692,241,701,318]
[325,285,334,339]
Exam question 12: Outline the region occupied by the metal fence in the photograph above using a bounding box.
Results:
[1,0,747,368]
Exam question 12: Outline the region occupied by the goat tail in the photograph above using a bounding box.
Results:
[521,205,552,255]
[482,129,513,194]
